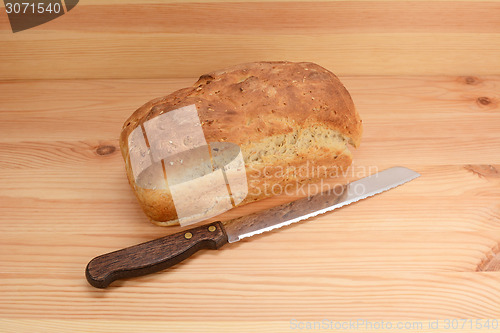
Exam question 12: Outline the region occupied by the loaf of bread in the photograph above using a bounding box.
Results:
[120,61,362,226]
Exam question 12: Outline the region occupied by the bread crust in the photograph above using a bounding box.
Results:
[120,61,362,226]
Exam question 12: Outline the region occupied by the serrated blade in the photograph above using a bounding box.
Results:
[223,166,420,242]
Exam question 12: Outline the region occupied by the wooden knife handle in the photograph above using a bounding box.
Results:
[85,221,228,288]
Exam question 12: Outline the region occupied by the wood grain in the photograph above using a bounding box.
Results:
[1,320,499,333]
[3,2,500,34]
[1,1,500,79]
[0,74,499,332]
[1,271,499,320]
[2,32,499,79]
[2,0,500,330]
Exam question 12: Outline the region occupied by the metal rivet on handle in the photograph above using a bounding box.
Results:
[208,226,216,232]
[184,232,192,239]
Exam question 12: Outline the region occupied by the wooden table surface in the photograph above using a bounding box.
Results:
[1,1,500,332]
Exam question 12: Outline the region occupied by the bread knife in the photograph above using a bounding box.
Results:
[86,166,419,288]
